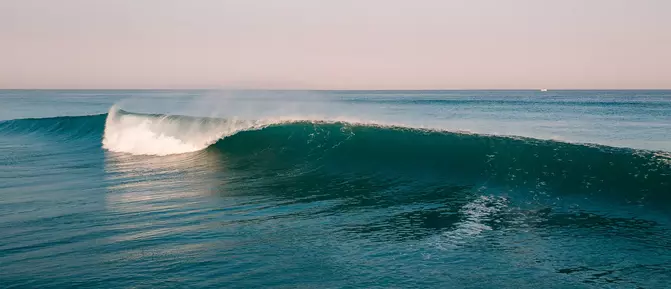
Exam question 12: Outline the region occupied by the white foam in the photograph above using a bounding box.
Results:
[102,106,270,156]
[653,151,671,166]
[436,195,508,249]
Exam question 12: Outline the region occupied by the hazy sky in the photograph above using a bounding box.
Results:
[1,0,670,89]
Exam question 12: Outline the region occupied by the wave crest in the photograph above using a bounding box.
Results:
[102,106,269,156]
[100,106,396,156]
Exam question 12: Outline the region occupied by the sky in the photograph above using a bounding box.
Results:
[1,0,670,89]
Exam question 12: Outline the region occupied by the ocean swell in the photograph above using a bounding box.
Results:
[1,106,669,208]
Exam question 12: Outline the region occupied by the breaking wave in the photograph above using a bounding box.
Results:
[1,106,669,209]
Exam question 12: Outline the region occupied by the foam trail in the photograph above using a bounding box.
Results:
[102,106,267,156]
[435,195,508,249]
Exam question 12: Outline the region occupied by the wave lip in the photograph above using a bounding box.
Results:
[100,106,395,156]
[102,106,270,156]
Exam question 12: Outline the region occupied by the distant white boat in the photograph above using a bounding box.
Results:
[540,88,548,92]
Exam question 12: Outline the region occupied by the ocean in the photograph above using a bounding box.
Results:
[1,90,670,288]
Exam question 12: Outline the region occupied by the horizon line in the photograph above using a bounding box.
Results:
[1,88,671,91]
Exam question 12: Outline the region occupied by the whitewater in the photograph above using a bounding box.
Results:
[102,105,267,155]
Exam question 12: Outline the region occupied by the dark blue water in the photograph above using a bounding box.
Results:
[1,90,670,288]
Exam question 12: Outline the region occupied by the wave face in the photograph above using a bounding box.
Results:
[214,121,671,208]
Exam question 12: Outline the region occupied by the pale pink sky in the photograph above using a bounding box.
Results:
[1,0,670,89]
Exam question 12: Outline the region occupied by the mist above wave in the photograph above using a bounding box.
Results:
[102,106,264,156]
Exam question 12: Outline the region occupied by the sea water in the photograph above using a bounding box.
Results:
[1,90,670,288]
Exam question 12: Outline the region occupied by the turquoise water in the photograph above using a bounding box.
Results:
[1,90,670,288]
